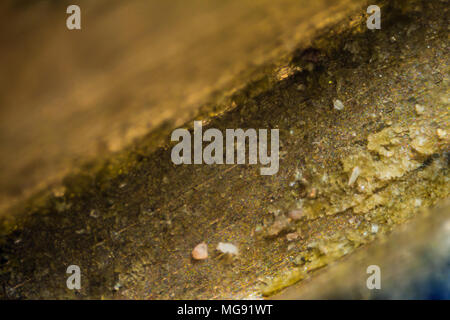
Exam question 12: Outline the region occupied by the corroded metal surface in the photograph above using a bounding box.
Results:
[273,199,450,299]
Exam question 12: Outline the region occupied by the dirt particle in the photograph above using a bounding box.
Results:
[348,166,361,186]
[216,242,238,255]
[267,215,291,236]
[89,209,99,218]
[286,232,299,241]
[371,224,379,234]
[192,242,208,260]
[254,224,264,233]
[288,209,306,221]
[333,99,345,110]
[307,188,317,199]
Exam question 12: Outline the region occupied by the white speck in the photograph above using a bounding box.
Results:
[294,169,303,181]
[348,166,361,186]
[414,199,422,207]
[255,225,264,233]
[415,104,425,115]
[371,224,379,233]
[436,128,447,139]
[416,136,426,146]
[333,99,344,110]
[295,199,304,208]
[216,242,239,255]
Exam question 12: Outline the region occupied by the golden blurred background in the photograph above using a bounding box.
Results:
[0,0,361,214]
